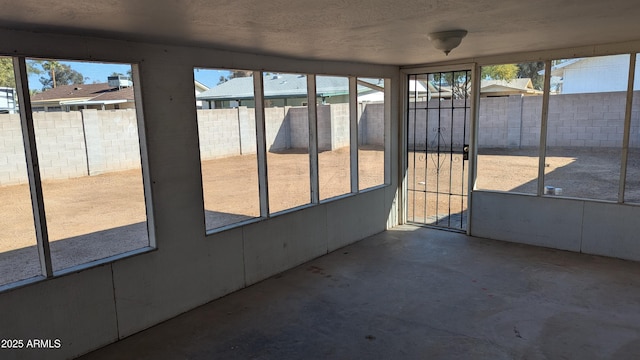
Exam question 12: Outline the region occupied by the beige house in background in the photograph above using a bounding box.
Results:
[30,82,135,112]
[480,78,543,97]
[32,79,211,112]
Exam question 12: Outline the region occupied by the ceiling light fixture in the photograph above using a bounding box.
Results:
[428,30,468,56]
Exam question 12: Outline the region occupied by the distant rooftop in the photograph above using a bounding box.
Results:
[31,83,134,102]
[197,74,382,101]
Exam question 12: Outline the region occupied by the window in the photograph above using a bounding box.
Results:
[25,58,150,273]
[264,73,311,213]
[476,62,545,194]
[0,57,40,286]
[544,55,628,201]
[194,68,260,230]
[358,78,387,190]
[317,76,351,200]
[194,70,391,228]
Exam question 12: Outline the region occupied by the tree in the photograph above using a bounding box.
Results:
[39,61,84,90]
[228,70,252,79]
[481,64,518,81]
[517,62,545,90]
[432,71,472,99]
[0,58,42,88]
[218,70,252,85]
[0,58,15,87]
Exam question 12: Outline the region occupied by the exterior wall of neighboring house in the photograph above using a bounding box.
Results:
[0,87,17,113]
[202,95,350,109]
[558,54,640,94]
[265,97,307,107]
[320,94,349,104]
[31,100,66,112]
[194,82,209,109]
[65,102,136,111]
[32,102,136,112]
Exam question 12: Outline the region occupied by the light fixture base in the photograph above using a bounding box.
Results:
[428,30,468,56]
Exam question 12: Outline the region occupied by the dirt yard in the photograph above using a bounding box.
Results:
[0,147,384,284]
[3,146,640,285]
[408,147,640,228]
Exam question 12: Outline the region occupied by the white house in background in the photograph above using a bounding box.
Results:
[0,87,17,113]
[549,54,640,94]
[194,80,209,109]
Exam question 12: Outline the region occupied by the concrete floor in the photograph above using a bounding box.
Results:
[80,225,640,360]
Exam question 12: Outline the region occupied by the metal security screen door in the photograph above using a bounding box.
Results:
[407,70,471,231]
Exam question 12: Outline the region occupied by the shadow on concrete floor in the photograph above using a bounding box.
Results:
[80,225,640,360]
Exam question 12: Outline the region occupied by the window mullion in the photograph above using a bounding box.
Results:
[537,59,552,197]
[384,78,392,186]
[307,75,319,204]
[13,57,53,277]
[349,77,359,193]
[254,71,270,217]
[619,53,636,203]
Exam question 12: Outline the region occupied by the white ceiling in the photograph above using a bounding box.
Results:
[0,0,639,66]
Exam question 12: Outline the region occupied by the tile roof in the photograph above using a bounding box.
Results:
[31,83,134,102]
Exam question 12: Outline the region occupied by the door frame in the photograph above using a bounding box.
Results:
[400,63,479,234]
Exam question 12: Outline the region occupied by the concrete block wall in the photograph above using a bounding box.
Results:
[1,110,143,185]
[33,111,88,180]
[412,92,640,150]
[279,104,353,152]
[520,96,543,147]
[0,114,28,186]
[546,92,627,148]
[197,108,243,160]
[329,103,350,150]
[626,92,640,148]
[84,109,141,175]
[506,95,524,147]
[360,102,385,146]
[265,107,289,151]
[4,90,636,187]
[288,106,309,149]
[408,100,470,151]
[478,97,509,147]
[0,103,375,185]
[479,92,640,149]
[317,105,332,151]
[238,106,257,154]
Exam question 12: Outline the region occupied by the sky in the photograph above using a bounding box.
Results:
[26,59,230,91]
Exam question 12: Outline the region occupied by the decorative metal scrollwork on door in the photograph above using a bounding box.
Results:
[407,69,471,231]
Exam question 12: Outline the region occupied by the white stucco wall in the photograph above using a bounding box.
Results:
[0,28,399,360]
